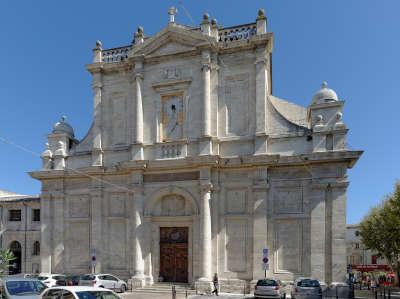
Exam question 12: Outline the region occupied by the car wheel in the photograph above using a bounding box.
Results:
[120,284,126,293]
[99,286,104,288]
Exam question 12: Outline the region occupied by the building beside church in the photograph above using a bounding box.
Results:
[29,8,362,291]
[0,190,41,274]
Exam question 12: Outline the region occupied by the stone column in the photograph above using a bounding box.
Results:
[52,192,64,273]
[40,193,52,273]
[92,70,103,166]
[132,185,145,286]
[90,177,103,273]
[198,183,212,282]
[330,182,348,282]
[199,50,212,155]
[310,183,326,282]
[131,60,144,160]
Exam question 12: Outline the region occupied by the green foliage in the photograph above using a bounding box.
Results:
[360,182,400,284]
[0,249,15,276]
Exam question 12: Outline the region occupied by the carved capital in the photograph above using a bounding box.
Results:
[200,182,213,194]
[134,71,144,80]
[201,63,211,72]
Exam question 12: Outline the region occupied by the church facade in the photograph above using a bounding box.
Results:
[30,8,362,290]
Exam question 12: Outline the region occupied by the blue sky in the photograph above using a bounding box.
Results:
[0,1,398,224]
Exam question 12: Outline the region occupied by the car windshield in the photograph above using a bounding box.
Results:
[6,280,46,295]
[76,291,119,299]
[80,275,95,280]
[298,279,320,287]
[257,279,278,286]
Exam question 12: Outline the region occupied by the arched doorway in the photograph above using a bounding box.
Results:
[145,187,199,284]
[9,241,22,275]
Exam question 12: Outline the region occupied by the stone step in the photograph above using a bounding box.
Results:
[131,283,196,294]
[132,288,196,294]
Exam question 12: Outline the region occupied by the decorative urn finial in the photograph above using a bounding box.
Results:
[168,6,177,23]
[202,12,210,24]
[134,26,144,45]
[95,40,102,50]
[257,8,266,20]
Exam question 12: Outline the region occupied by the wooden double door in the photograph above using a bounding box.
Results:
[159,227,188,283]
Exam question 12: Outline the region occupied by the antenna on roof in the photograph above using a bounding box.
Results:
[178,1,196,26]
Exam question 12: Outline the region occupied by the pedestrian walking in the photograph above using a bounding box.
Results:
[212,273,219,296]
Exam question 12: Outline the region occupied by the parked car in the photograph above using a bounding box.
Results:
[79,275,127,293]
[0,277,47,299]
[65,276,80,286]
[324,282,354,298]
[254,279,285,299]
[40,286,122,299]
[291,278,322,299]
[37,274,66,288]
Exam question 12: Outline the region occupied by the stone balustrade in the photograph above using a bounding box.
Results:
[102,46,131,63]
[156,142,187,159]
[218,23,257,43]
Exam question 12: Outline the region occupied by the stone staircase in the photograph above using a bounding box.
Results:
[131,282,196,295]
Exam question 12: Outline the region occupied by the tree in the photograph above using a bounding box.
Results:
[360,182,400,286]
[0,249,15,276]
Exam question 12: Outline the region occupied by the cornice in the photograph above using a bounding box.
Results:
[29,150,362,180]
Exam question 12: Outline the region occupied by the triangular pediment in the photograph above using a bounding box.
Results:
[132,24,215,57]
[150,41,196,56]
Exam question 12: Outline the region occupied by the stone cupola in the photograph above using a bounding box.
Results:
[44,116,76,170]
[308,82,347,152]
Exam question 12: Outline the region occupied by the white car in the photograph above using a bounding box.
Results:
[37,274,66,288]
[1,277,47,299]
[79,274,127,293]
[40,286,122,299]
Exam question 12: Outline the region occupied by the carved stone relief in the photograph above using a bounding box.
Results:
[152,194,193,216]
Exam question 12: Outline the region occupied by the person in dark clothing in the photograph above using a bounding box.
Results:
[212,273,219,296]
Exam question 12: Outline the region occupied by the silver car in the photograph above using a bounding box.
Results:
[291,278,322,299]
[254,279,285,299]
[1,277,47,299]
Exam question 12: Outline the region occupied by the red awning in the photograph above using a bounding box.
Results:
[351,264,391,272]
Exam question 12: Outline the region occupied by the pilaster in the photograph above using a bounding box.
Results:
[310,182,327,281]
[330,181,348,282]
[92,70,104,166]
[252,167,269,280]
[52,191,65,273]
[254,47,269,155]
[90,176,103,273]
[40,193,52,273]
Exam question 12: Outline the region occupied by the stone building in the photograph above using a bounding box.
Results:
[0,190,41,274]
[30,8,362,290]
[346,224,388,269]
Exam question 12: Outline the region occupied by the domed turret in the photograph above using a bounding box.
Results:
[311,81,338,105]
[53,116,74,137]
